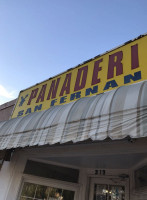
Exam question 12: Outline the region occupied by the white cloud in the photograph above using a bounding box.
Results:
[0,84,18,105]
[0,85,14,98]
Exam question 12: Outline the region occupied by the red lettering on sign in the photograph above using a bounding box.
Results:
[47,78,60,100]
[60,73,71,96]
[36,84,47,103]
[131,44,139,69]
[91,59,103,85]
[27,88,39,105]
[107,51,123,79]
[74,66,88,91]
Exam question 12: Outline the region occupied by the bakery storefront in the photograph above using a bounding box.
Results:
[0,34,147,200]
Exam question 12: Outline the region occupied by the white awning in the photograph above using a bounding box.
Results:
[0,81,147,150]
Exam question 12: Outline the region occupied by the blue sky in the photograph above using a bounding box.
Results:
[0,0,147,104]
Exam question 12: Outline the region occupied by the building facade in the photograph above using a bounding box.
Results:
[0,34,147,200]
[0,81,147,200]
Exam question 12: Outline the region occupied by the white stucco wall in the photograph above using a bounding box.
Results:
[0,152,27,200]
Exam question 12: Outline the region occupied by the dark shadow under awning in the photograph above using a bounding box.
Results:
[0,81,147,150]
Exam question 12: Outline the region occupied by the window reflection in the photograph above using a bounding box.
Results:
[94,184,125,200]
[19,182,75,200]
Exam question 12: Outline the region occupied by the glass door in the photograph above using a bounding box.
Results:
[89,177,129,200]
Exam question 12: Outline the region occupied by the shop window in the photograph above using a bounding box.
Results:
[135,165,147,188]
[24,160,79,183]
[19,182,75,200]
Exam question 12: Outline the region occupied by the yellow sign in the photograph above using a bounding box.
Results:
[12,35,147,118]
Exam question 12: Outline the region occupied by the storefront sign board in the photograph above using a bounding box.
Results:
[11,35,147,118]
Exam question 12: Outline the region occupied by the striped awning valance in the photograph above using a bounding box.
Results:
[0,81,147,150]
